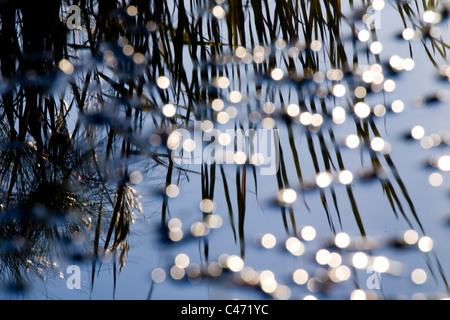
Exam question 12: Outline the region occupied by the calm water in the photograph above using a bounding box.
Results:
[0,0,449,300]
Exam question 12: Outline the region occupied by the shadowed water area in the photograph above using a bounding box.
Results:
[0,0,449,300]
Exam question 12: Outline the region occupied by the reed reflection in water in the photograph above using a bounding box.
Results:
[0,0,449,299]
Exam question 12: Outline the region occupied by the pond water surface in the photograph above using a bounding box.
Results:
[0,0,449,300]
